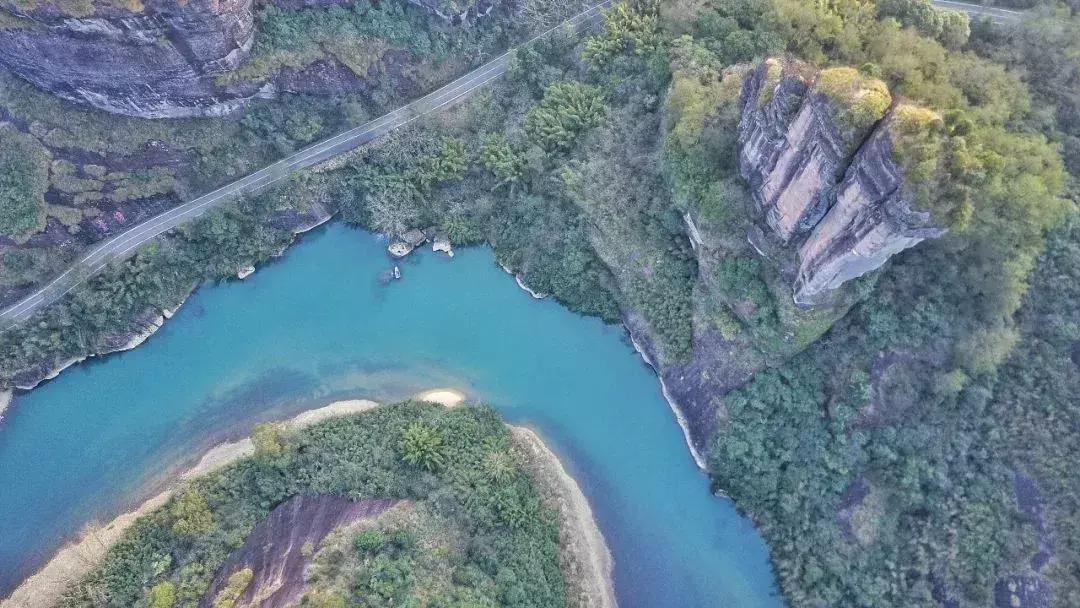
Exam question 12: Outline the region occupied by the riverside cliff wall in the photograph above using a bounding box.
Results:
[737,58,945,305]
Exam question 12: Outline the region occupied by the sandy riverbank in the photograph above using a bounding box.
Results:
[0,397,379,608]
[512,426,617,608]
[415,388,465,407]
[2,391,615,608]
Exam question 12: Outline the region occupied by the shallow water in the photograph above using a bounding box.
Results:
[0,224,781,606]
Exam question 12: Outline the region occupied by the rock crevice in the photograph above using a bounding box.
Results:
[737,58,945,305]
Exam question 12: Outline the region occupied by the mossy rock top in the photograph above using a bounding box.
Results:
[812,67,892,136]
[756,57,813,108]
[889,103,943,135]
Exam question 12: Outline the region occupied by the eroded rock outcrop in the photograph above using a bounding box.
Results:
[0,0,261,118]
[793,111,946,304]
[200,495,401,608]
[737,58,945,305]
[0,0,501,118]
[739,59,892,243]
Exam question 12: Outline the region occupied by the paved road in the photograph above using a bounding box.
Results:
[0,1,611,331]
[931,0,1023,22]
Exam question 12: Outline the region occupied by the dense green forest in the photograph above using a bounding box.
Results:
[0,0,589,300]
[1,0,1080,605]
[61,402,572,608]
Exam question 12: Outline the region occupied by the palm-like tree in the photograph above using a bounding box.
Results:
[400,422,446,472]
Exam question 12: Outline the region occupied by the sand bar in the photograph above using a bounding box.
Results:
[512,426,617,608]
[1,398,376,608]
[1,393,616,608]
[415,388,465,407]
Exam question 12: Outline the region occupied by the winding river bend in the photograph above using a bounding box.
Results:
[0,225,781,607]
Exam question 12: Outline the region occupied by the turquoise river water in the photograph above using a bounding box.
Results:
[0,224,781,606]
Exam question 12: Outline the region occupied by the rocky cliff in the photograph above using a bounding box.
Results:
[793,111,946,304]
[0,0,500,118]
[739,58,844,242]
[0,0,261,118]
[738,59,945,305]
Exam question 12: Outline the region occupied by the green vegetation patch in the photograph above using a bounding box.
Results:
[218,1,514,86]
[582,0,662,67]
[60,402,569,608]
[813,67,892,152]
[757,58,783,108]
[217,6,397,86]
[525,82,607,153]
[0,123,50,238]
[876,0,970,49]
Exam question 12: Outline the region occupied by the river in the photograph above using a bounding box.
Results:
[0,224,781,607]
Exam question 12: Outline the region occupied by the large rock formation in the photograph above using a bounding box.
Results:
[738,59,945,305]
[200,494,401,608]
[0,0,261,118]
[0,0,503,118]
[793,111,945,304]
[739,58,842,242]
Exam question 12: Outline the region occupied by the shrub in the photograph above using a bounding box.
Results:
[400,422,446,472]
[525,82,607,153]
[0,125,49,237]
[148,581,177,608]
[170,490,214,537]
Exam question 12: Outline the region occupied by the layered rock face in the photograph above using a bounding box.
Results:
[793,118,945,304]
[738,59,945,305]
[200,495,401,608]
[0,0,259,118]
[738,58,850,242]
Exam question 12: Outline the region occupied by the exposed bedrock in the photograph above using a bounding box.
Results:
[737,58,945,305]
[0,0,261,118]
[738,58,848,242]
[200,494,401,608]
[793,116,945,304]
[0,0,503,118]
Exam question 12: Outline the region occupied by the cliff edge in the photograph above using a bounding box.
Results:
[737,58,947,305]
[0,0,259,118]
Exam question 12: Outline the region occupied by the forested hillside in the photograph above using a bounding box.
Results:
[1,0,1078,605]
[59,402,589,608]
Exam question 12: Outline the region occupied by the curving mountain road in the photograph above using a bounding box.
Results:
[0,1,611,331]
[0,0,1024,331]
[932,0,1023,22]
